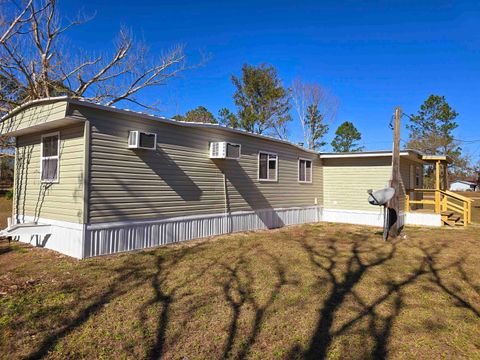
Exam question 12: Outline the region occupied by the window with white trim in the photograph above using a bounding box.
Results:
[298,159,312,183]
[41,133,59,182]
[258,152,277,181]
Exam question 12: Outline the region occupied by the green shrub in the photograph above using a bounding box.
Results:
[5,189,13,200]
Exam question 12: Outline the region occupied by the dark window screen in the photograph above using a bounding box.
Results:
[259,153,268,179]
[139,133,156,148]
[299,160,306,181]
[306,161,312,182]
[226,143,240,158]
[268,156,277,180]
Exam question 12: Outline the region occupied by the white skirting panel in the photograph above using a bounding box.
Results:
[84,206,321,258]
[323,208,385,227]
[322,208,406,228]
[14,216,84,259]
[8,207,440,259]
[405,212,441,227]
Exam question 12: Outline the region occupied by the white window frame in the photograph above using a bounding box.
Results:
[257,151,278,182]
[298,158,313,184]
[40,131,60,183]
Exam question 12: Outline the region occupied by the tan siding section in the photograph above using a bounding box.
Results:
[1,102,67,134]
[14,124,85,223]
[86,108,322,223]
[323,158,391,211]
[323,157,412,212]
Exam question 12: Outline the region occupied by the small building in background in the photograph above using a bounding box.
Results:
[449,180,477,192]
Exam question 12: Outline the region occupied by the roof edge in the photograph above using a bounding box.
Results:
[37,97,320,155]
[2,97,319,155]
[319,150,420,159]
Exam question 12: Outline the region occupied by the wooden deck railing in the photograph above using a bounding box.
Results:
[405,188,473,226]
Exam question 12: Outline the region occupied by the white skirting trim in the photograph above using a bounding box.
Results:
[322,208,392,227]
[323,208,441,228]
[13,216,84,259]
[84,206,321,258]
[405,212,441,227]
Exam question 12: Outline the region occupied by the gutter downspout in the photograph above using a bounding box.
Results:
[81,117,91,259]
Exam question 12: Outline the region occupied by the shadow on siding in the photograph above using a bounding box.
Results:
[214,160,285,229]
[136,146,203,202]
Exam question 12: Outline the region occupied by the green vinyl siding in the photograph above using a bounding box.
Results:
[1,101,67,135]
[13,124,85,223]
[72,106,322,224]
[323,157,412,212]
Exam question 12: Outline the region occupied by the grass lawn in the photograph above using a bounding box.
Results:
[1,222,479,359]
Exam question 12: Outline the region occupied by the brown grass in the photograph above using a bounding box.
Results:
[1,222,479,359]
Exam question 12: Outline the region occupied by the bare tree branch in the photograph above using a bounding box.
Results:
[1,0,196,115]
[291,79,338,150]
[0,0,33,45]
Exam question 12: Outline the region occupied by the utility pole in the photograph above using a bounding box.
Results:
[388,106,402,239]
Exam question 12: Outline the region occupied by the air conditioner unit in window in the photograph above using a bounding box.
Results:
[209,142,241,160]
[128,131,157,150]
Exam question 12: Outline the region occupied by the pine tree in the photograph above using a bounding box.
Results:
[406,95,470,180]
[331,121,363,152]
[231,63,291,139]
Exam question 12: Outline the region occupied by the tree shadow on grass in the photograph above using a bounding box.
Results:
[139,242,223,360]
[419,243,480,318]
[286,232,431,360]
[24,257,155,360]
[218,241,290,360]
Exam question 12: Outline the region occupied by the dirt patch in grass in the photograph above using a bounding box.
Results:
[1,223,479,359]
[0,196,12,229]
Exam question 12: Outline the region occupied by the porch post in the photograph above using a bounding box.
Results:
[435,160,441,213]
[443,162,448,191]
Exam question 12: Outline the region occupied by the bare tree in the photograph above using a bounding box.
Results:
[291,79,338,150]
[0,0,34,45]
[0,0,196,114]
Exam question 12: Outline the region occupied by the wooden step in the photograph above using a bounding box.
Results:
[456,220,465,226]
[441,211,454,217]
[450,214,461,222]
[442,219,456,226]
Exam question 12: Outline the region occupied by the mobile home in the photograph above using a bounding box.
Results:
[0,97,454,258]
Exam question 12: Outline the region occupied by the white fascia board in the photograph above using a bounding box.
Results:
[319,151,411,159]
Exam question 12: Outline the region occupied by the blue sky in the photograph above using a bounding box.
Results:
[59,0,480,159]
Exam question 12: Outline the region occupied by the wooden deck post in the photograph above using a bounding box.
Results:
[435,160,441,214]
[469,202,472,224]
[443,163,448,191]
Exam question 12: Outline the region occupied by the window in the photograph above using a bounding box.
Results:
[298,159,312,183]
[41,132,60,183]
[415,166,421,188]
[258,152,277,181]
